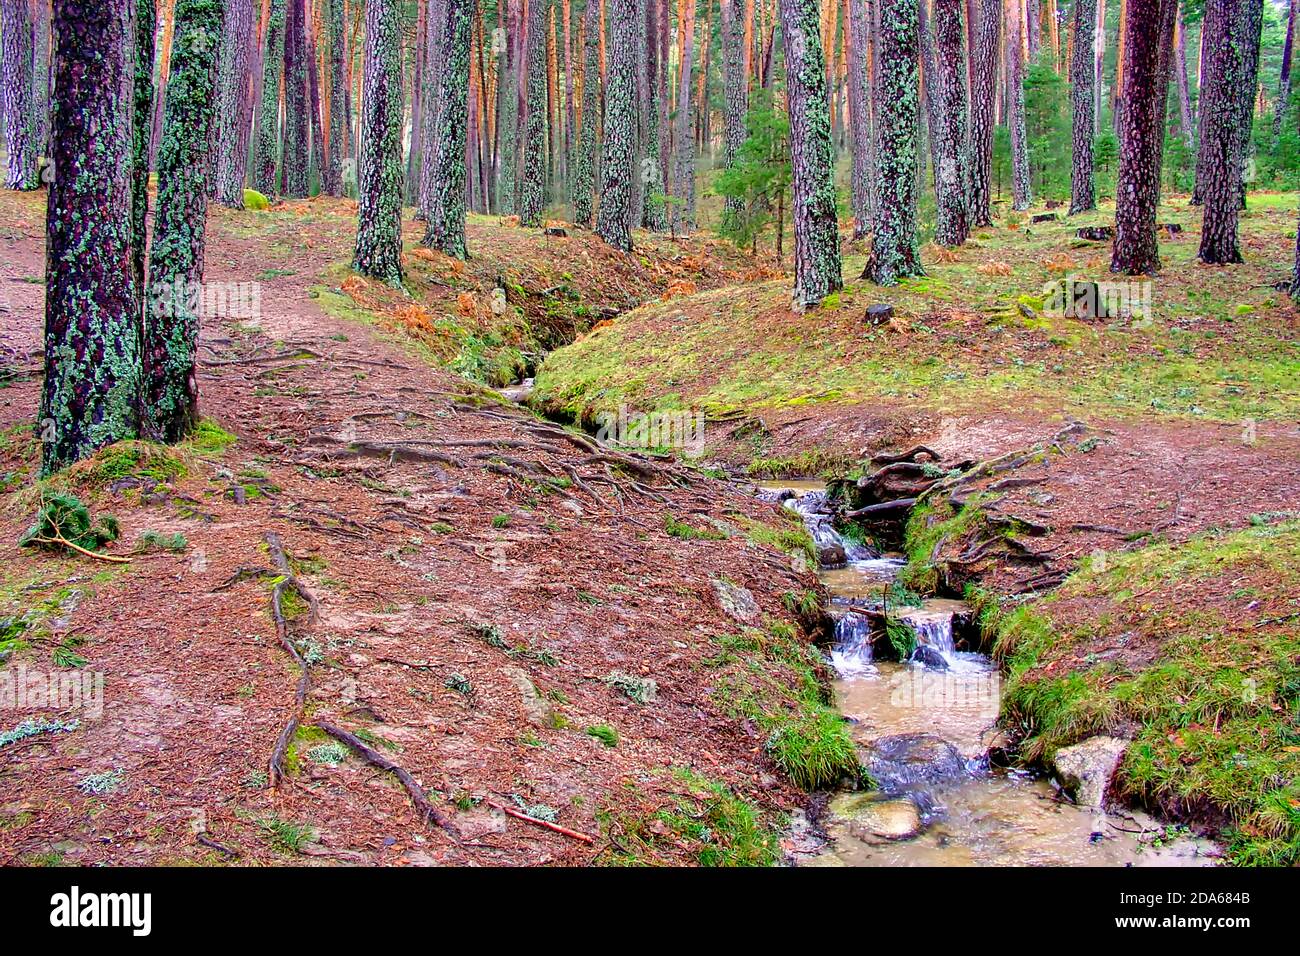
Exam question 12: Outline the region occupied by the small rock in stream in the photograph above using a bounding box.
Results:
[910,645,950,671]
[830,793,924,841]
[1051,735,1129,809]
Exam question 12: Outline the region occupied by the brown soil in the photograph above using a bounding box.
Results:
[0,192,811,866]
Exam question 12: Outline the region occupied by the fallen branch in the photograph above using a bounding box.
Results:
[490,801,595,844]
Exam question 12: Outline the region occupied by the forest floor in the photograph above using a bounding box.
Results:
[0,190,821,866]
[1,186,1297,865]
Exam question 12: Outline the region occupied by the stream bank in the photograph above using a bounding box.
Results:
[758,481,1219,866]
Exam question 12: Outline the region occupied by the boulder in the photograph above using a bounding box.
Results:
[544,226,568,238]
[818,543,847,567]
[1031,213,1058,223]
[830,793,923,841]
[1052,735,1129,808]
[712,578,760,625]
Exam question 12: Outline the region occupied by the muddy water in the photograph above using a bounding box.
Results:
[757,481,1218,867]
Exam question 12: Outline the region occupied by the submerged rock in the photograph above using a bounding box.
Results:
[864,733,974,791]
[830,792,923,841]
[1052,736,1128,808]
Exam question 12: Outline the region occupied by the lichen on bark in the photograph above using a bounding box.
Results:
[352,0,405,285]
[40,0,143,475]
[423,0,473,259]
[142,0,225,443]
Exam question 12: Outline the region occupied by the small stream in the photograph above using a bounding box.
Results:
[758,481,1217,867]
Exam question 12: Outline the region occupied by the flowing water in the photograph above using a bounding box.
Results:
[757,481,1219,867]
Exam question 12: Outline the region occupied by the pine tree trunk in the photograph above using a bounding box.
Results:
[1111,0,1171,275]
[1069,0,1096,214]
[352,0,405,283]
[720,0,748,228]
[969,0,999,226]
[417,0,447,218]
[595,0,636,250]
[131,0,156,313]
[31,0,50,157]
[1006,0,1031,209]
[214,0,255,207]
[40,0,142,474]
[1291,204,1300,299]
[252,0,287,196]
[671,0,697,235]
[424,0,472,258]
[142,0,225,443]
[642,0,667,230]
[497,0,520,214]
[282,0,310,197]
[572,0,600,226]
[1230,0,1263,209]
[324,0,348,194]
[1196,0,1246,264]
[779,0,843,306]
[1275,0,1298,142]
[1174,3,1195,152]
[519,0,549,226]
[1,0,37,189]
[846,0,874,237]
[929,0,970,246]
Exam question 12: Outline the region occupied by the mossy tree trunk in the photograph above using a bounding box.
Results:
[1069,0,1097,215]
[571,0,600,227]
[864,0,923,285]
[214,0,254,208]
[1,0,37,190]
[31,0,50,158]
[968,0,999,227]
[641,0,667,231]
[928,0,970,247]
[1196,0,1247,265]
[423,0,472,258]
[323,0,348,195]
[352,0,405,284]
[142,0,224,443]
[595,0,636,251]
[40,0,142,474]
[846,0,875,238]
[779,0,842,307]
[252,0,286,197]
[519,0,549,227]
[132,0,157,316]
[281,0,309,198]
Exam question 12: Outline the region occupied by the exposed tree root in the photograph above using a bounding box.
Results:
[317,721,459,838]
[265,532,319,788]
